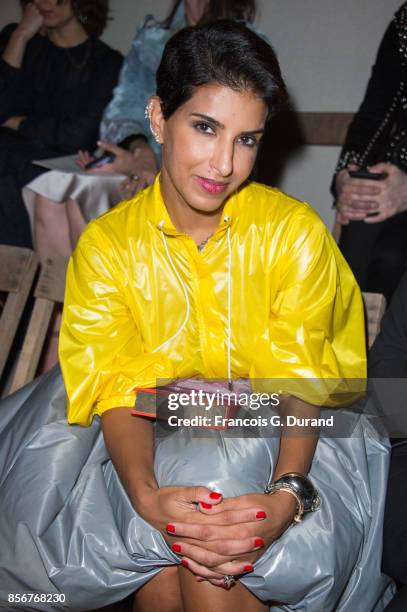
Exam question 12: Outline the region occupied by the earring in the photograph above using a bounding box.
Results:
[78,13,88,24]
[144,102,162,144]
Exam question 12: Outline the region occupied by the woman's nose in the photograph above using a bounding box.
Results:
[210,140,234,178]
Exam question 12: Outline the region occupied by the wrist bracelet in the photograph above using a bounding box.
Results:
[267,486,304,523]
[264,472,320,522]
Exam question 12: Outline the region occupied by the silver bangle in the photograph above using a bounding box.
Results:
[264,472,320,522]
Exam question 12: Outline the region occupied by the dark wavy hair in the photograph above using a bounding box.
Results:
[162,0,256,28]
[156,20,287,121]
[20,0,110,38]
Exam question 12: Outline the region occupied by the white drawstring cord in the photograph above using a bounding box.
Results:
[226,225,232,387]
[154,222,232,388]
[152,230,191,353]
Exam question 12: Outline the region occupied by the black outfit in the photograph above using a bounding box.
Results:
[369,273,407,611]
[333,3,407,303]
[0,24,122,247]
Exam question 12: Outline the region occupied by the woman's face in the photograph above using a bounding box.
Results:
[30,0,76,29]
[154,83,268,216]
[184,0,207,25]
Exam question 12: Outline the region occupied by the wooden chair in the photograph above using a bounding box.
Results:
[362,291,386,349]
[8,254,68,394]
[0,246,39,384]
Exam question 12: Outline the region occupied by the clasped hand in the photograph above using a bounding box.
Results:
[17,2,44,41]
[137,485,296,588]
[336,163,407,224]
[78,140,157,198]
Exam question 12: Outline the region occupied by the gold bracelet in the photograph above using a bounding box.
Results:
[268,486,304,522]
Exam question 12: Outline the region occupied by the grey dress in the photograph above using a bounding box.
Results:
[0,366,394,611]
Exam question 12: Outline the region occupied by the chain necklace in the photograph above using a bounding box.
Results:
[63,38,92,70]
[197,234,212,252]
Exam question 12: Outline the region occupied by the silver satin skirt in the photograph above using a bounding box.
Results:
[0,367,395,611]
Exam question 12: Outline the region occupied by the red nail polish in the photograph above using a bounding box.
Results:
[254,538,264,548]
[166,523,176,533]
[200,501,212,509]
[243,565,254,572]
[172,543,182,553]
[209,492,222,500]
[181,559,189,568]
[256,511,266,519]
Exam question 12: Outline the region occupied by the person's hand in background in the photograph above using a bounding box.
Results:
[361,163,407,223]
[335,163,407,224]
[119,139,158,197]
[2,116,26,130]
[2,2,44,70]
[16,2,44,42]
[78,139,158,198]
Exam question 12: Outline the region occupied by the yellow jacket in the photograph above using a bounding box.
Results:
[59,176,366,426]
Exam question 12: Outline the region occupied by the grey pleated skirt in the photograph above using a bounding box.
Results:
[0,367,395,611]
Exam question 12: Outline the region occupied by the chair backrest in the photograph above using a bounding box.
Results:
[8,254,68,394]
[362,291,386,349]
[0,246,38,383]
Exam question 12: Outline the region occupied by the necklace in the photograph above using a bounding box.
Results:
[197,234,212,252]
[63,38,92,70]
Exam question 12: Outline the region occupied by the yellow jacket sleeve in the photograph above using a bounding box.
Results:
[250,208,366,405]
[59,222,174,426]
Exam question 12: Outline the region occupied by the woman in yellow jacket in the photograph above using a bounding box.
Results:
[0,21,393,612]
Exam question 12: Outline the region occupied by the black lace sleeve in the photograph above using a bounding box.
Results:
[336,14,403,176]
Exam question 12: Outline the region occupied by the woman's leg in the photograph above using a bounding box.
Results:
[178,566,268,612]
[33,194,73,257]
[133,567,183,612]
[65,198,87,249]
[33,195,76,373]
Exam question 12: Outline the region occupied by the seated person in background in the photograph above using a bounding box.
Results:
[25,0,258,259]
[332,2,407,303]
[369,272,407,611]
[0,0,122,249]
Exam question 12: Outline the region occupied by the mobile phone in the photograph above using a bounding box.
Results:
[85,153,115,170]
[348,168,388,180]
[84,135,139,170]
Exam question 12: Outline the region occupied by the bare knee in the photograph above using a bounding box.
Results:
[133,566,183,612]
[34,195,61,227]
[33,195,71,257]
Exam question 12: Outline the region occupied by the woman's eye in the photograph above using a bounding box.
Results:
[238,135,258,148]
[194,122,215,135]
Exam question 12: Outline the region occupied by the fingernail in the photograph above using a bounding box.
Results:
[172,543,182,553]
[196,576,205,582]
[181,559,189,568]
[200,501,212,509]
[209,492,222,500]
[243,565,254,572]
[256,511,266,519]
[166,523,176,533]
[254,538,264,548]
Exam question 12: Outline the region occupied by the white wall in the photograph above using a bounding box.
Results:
[256,0,401,227]
[0,0,402,226]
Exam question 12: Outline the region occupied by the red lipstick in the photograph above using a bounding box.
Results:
[195,176,228,194]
